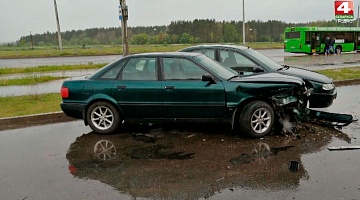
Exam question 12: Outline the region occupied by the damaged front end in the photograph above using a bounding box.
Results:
[271,85,357,136]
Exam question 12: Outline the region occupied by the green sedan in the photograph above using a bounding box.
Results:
[60,52,310,138]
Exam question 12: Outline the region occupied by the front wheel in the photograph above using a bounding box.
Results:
[238,101,274,138]
[86,101,121,134]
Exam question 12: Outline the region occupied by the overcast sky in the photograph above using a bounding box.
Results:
[0,0,358,43]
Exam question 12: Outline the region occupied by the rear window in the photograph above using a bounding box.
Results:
[285,31,300,39]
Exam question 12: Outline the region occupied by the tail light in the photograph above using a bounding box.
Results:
[61,87,69,98]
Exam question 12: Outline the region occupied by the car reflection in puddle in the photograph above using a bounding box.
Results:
[93,140,117,160]
[230,143,295,165]
[66,122,351,200]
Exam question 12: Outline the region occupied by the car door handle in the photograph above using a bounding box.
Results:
[117,85,126,90]
[164,86,175,91]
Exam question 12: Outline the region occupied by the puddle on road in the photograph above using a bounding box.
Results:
[230,144,295,165]
[130,145,195,160]
[66,122,351,200]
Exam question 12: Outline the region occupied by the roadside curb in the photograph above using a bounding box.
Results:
[333,79,360,87]
[0,79,359,132]
[0,112,76,131]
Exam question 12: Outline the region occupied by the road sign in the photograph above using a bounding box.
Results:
[118,5,123,20]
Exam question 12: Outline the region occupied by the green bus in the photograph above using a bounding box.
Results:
[284,27,360,55]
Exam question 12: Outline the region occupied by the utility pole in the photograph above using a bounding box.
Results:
[357,3,360,27]
[53,0,63,51]
[242,0,246,46]
[30,30,34,50]
[119,0,129,56]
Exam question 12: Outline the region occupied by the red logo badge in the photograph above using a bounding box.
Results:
[335,0,354,15]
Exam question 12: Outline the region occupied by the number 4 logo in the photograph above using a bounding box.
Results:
[335,0,354,15]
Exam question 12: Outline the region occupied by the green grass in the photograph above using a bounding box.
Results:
[316,67,360,81]
[0,63,105,87]
[0,93,61,118]
[0,75,67,86]
[0,63,105,75]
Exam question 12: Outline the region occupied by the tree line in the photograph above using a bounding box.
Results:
[15,19,357,46]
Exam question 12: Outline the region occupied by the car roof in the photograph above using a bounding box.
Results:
[125,51,203,58]
[181,44,249,51]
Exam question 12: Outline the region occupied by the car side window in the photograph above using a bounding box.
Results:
[163,58,207,80]
[192,49,215,60]
[121,58,157,80]
[219,50,258,73]
[99,60,125,79]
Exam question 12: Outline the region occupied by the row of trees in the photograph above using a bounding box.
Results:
[15,19,358,47]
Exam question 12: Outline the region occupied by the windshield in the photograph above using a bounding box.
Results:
[194,54,238,80]
[244,48,282,70]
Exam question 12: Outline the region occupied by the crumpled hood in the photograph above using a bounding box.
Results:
[278,67,333,84]
[232,72,304,86]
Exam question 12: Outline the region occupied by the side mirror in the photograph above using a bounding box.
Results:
[253,66,265,73]
[202,74,216,84]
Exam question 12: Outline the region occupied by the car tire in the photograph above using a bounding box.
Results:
[86,101,121,134]
[335,45,342,54]
[239,101,274,138]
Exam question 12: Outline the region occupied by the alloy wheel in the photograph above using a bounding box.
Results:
[250,108,272,134]
[91,106,114,130]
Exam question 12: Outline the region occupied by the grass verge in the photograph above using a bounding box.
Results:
[0,93,61,118]
[0,76,67,86]
[316,67,360,81]
[0,63,105,75]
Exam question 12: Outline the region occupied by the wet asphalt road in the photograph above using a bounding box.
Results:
[0,85,359,200]
[0,55,122,68]
[1,49,360,69]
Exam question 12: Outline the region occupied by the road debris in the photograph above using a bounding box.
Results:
[277,106,357,137]
[288,160,300,172]
[132,133,157,143]
[327,146,360,151]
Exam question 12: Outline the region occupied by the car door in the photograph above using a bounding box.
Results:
[111,57,163,118]
[161,57,226,119]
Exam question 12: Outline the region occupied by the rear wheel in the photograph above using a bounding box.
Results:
[239,101,274,138]
[86,101,121,134]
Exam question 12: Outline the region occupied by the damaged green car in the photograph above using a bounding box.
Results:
[60,52,354,138]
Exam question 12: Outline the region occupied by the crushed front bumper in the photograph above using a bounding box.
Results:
[293,108,356,128]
